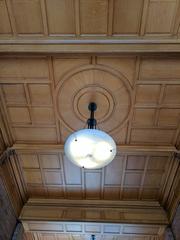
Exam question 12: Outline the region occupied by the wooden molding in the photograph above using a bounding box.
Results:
[1,41,180,53]
[20,198,168,237]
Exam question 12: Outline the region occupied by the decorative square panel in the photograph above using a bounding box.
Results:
[135,85,161,105]
[163,85,180,104]
[145,0,176,34]
[46,0,75,34]
[158,108,180,126]
[28,84,52,105]
[44,171,62,185]
[0,0,12,34]
[31,107,55,124]
[133,108,155,126]
[104,155,123,185]
[80,0,108,34]
[124,172,142,186]
[2,84,26,104]
[144,173,163,187]
[13,127,57,142]
[147,156,169,171]
[24,170,42,184]
[85,172,101,199]
[113,0,143,34]
[11,0,43,34]
[126,155,146,170]
[140,58,180,80]
[20,154,39,169]
[8,107,30,124]
[0,58,49,78]
[63,155,82,185]
[40,154,60,169]
[130,129,175,145]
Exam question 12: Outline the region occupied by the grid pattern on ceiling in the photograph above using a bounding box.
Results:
[0,56,180,145]
[0,55,179,201]
[0,0,179,38]
[17,151,172,200]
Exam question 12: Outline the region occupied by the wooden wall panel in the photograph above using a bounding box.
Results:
[0,176,16,240]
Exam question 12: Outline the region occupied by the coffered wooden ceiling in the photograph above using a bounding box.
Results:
[0,0,180,38]
[0,55,179,201]
[0,1,180,240]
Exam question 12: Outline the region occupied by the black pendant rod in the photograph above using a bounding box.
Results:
[87,102,97,129]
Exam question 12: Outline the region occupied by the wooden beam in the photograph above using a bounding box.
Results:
[1,39,180,53]
[20,198,168,236]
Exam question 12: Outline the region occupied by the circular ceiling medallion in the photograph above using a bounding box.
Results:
[55,65,132,133]
[73,86,114,123]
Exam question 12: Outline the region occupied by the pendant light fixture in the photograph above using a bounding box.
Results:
[64,102,116,169]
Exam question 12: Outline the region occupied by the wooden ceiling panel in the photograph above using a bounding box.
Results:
[0,54,179,203]
[1,0,179,38]
[113,0,143,35]
[135,84,161,104]
[145,0,177,35]
[158,108,180,126]
[2,84,27,104]
[12,126,57,143]
[11,0,44,34]
[0,55,179,146]
[163,85,180,104]
[53,57,91,85]
[16,150,172,201]
[130,128,176,145]
[139,58,180,80]
[0,0,12,34]
[0,58,49,78]
[45,0,75,35]
[96,57,136,86]
[132,108,156,126]
[79,0,108,34]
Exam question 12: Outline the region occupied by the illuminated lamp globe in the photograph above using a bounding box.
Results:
[64,103,116,169]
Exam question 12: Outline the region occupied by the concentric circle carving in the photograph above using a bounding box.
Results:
[55,65,132,133]
[73,86,114,123]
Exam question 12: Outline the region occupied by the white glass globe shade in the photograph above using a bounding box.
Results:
[64,129,116,169]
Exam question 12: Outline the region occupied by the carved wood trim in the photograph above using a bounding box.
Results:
[20,198,168,237]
